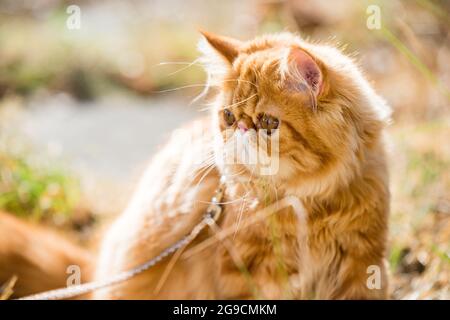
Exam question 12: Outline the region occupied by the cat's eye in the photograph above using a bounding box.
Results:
[223,109,236,126]
[257,114,279,135]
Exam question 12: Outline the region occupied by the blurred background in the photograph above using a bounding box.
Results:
[0,0,448,299]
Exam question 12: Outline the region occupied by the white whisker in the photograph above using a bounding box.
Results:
[153,84,214,93]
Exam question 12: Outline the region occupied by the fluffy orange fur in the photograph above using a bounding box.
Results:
[0,32,391,300]
[93,32,391,299]
[0,211,93,298]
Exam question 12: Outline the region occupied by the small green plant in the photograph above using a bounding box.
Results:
[0,152,79,223]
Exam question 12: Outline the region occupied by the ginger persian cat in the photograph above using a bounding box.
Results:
[94,31,391,299]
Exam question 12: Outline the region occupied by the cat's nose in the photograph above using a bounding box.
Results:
[237,121,249,133]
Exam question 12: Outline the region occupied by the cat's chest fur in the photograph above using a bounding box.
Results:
[210,181,302,299]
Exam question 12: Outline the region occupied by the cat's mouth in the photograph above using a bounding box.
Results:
[218,128,281,179]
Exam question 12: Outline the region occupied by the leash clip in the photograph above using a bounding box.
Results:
[206,182,225,223]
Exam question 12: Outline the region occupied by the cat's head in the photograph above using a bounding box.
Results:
[199,31,391,196]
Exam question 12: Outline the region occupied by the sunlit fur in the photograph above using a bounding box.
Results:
[0,211,92,298]
[93,32,391,299]
[203,32,392,299]
[0,32,391,300]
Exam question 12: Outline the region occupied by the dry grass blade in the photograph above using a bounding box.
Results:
[182,195,306,259]
[0,275,18,300]
[206,219,261,298]
[153,241,189,295]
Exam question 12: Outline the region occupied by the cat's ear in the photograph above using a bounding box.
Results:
[199,30,242,65]
[283,46,324,110]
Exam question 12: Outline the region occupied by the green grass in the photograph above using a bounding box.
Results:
[408,151,448,196]
[0,151,80,223]
[389,244,405,272]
